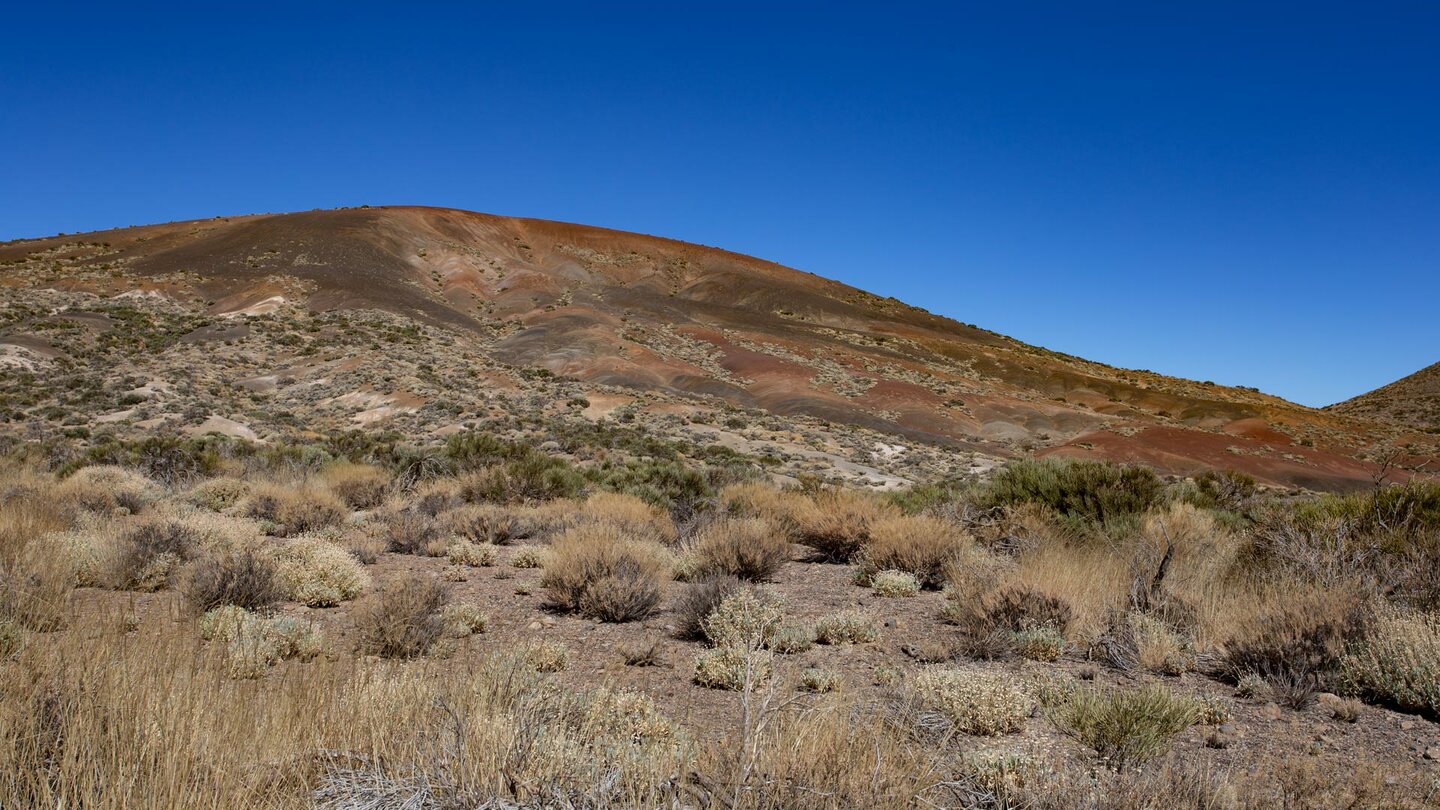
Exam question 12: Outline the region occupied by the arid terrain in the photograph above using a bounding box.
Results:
[2,208,1439,809]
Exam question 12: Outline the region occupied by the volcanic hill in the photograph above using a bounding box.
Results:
[1,206,1431,490]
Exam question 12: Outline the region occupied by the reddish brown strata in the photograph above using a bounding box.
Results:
[2,205,1432,490]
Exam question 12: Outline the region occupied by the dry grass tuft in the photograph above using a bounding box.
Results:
[320,463,391,509]
[243,484,346,535]
[185,550,284,613]
[542,523,670,622]
[859,514,970,588]
[689,516,790,582]
[789,489,897,562]
[354,574,448,659]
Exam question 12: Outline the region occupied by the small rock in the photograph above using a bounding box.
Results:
[527,621,543,631]
[1424,747,1440,761]
[1402,721,1418,731]
[1219,723,1239,735]
[1259,703,1283,721]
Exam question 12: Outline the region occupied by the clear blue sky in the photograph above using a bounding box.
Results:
[3,3,1436,407]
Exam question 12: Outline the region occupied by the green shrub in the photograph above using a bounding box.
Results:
[1049,684,1201,768]
[978,458,1163,532]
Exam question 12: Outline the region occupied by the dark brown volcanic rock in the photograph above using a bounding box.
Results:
[2,205,1426,490]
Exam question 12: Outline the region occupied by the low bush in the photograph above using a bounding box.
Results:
[440,602,489,637]
[1049,684,1201,768]
[702,588,786,649]
[58,465,161,515]
[1341,603,1440,718]
[769,624,817,654]
[800,668,842,693]
[693,646,773,690]
[378,509,442,555]
[112,518,200,591]
[186,477,251,512]
[354,574,448,659]
[511,545,549,569]
[440,504,529,545]
[243,485,346,535]
[200,606,324,679]
[320,463,390,509]
[542,524,669,622]
[268,536,371,607]
[977,458,1163,534]
[446,539,497,567]
[858,515,969,589]
[185,550,284,613]
[459,456,585,504]
[524,640,569,672]
[673,575,742,641]
[871,569,921,598]
[789,489,897,562]
[1222,588,1366,709]
[815,609,879,645]
[689,517,789,581]
[912,667,1033,736]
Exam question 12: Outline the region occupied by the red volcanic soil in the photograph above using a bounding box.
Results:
[3,205,1429,490]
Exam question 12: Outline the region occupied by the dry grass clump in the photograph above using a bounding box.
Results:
[345,532,386,565]
[1129,611,1194,675]
[199,606,324,678]
[185,550,284,613]
[688,516,790,581]
[815,609,879,645]
[524,639,569,672]
[354,574,448,659]
[268,536,372,607]
[57,465,161,515]
[858,514,970,588]
[1341,603,1440,717]
[871,569,921,597]
[800,667,842,693]
[1049,683,1201,768]
[375,508,442,555]
[945,585,1073,660]
[243,484,346,535]
[111,517,200,591]
[440,602,489,637]
[542,523,670,622]
[320,463,390,509]
[769,623,817,654]
[911,666,1033,735]
[1012,626,1067,661]
[574,492,678,545]
[185,476,251,512]
[673,574,742,641]
[693,645,773,690]
[446,539,498,567]
[1,621,693,808]
[439,503,529,545]
[511,545,550,569]
[1222,587,1366,709]
[789,489,897,562]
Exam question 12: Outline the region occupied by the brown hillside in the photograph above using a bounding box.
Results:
[1,206,1429,489]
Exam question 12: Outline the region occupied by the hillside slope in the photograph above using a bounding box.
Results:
[1330,362,1440,432]
[0,206,1426,490]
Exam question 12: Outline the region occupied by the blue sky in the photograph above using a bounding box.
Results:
[3,3,1436,407]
